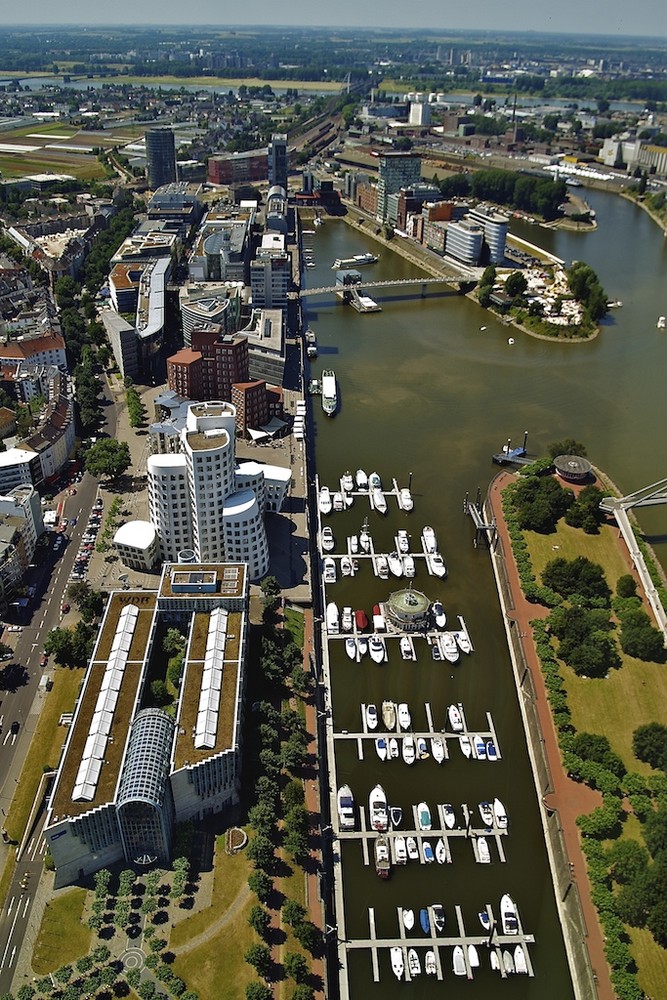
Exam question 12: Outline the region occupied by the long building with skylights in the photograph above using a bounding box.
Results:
[44,562,249,887]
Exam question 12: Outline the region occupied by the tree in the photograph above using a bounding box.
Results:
[244,943,272,978]
[163,627,186,656]
[150,679,171,706]
[44,622,95,667]
[633,723,667,771]
[617,574,638,599]
[505,271,528,299]
[644,807,667,858]
[607,839,650,885]
[293,919,320,954]
[548,439,587,459]
[85,439,131,480]
[282,899,306,927]
[291,986,315,1000]
[246,834,275,871]
[542,556,611,604]
[284,951,309,983]
[245,984,273,1000]
[647,895,667,947]
[248,870,273,904]
[248,904,271,939]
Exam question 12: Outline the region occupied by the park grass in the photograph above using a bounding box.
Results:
[524,520,630,589]
[32,887,91,973]
[277,848,308,1000]
[4,668,84,844]
[169,829,251,948]
[626,926,667,1000]
[284,607,305,649]
[171,892,256,1000]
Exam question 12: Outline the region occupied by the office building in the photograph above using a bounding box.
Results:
[268,134,288,190]
[250,235,291,319]
[446,218,484,265]
[467,204,509,264]
[376,152,421,222]
[145,128,177,190]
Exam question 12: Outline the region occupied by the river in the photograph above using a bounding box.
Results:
[305,188,666,999]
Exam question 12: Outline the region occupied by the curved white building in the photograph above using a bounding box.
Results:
[113,520,159,571]
[223,489,269,580]
[147,453,192,563]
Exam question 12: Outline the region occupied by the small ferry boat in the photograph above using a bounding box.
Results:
[321,370,337,416]
[369,784,388,831]
[374,834,391,878]
[382,700,396,729]
[332,252,379,269]
[337,784,355,830]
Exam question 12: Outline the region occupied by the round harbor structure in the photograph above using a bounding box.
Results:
[384,587,431,632]
[553,454,593,483]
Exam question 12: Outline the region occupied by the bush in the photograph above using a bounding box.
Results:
[617,574,638,599]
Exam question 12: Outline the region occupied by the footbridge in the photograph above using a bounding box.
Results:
[299,275,473,298]
[600,478,667,638]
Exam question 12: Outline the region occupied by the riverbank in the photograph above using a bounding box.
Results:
[619,189,667,235]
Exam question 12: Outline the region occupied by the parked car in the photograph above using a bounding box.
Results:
[40,653,48,668]
[61,603,70,614]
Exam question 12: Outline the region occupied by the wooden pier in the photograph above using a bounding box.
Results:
[463,489,497,546]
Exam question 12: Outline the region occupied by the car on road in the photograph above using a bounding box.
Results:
[8,625,22,632]
[40,653,48,668]
[10,721,19,735]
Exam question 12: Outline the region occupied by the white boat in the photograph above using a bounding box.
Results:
[359,522,371,551]
[447,704,463,732]
[474,735,487,760]
[389,804,402,827]
[429,552,447,578]
[321,525,335,552]
[366,704,378,730]
[337,785,355,831]
[390,946,404,980]
[326,602,339,633]
[500,894,519,935]
[402,554,415,578]
[376,554,389,579]
[369,635,386,663]
[422,526,437,553]
[422,840,434,863]
[400,636,414,660]
[402,735,416,766]
[321,370,337,416]
[479,801,494,828]
[341,470,354,492]
[349,534,359,554]
[431,737,445,763]
[456,630,472,654]
[477,837,491,864]
[357,635,368,658]
[332,252,379,269]
[396,529,409,553]
[514,944,528,974]
[323,557,336,584]
[452,945,466,976]
[372,488,387,514]
[417,737,429,760]
[402,908,415,931]
[494,798,508,829]
[432,600,446,628]
[319,486,332,515]
[435,838,447,864]
[459,735,472,758]
[369,784,388,831]
[374,834,391,878]
[406,836,419,860]
[387,551,403,577]
[333,491,345,512]
[356,469,368,490]
[441,632,459,663]
[399,487,414,511]
[340,555,353,576]
[503,950,515,975]
[382,701,396,729]
[657,315,666,330]
[487,739,499,762]
[394,836,407,864]
[375,736,387,761]
[425,950,436,976]
[442,803,456,830]
[407,948,421,977]
[417,802,432,831]
[398,703,411,730]
[468,944,480,968]
[345,637,357,660]
[490,951,500,972]
[369,471,382,490]
[341,606,353,632]
[431,904,445,933]
[388,738,399,759]
[479,910,491,932]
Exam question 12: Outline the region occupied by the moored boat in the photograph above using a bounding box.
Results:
[349,534,359,554]
[399,487,413,511]
[479,909,491,932]
[417,801,432,831]
[337,785,355,830]
[375,737,388,761]
[468,944,480,968]
[500,893,519,934]
[479,801,494,828]
[357,635,368,657]
[369,784,388,831]
[382,700,397,730]
[456,630,472,654]
[376,554,389,579]
[432,600,446,628]
[493,798,508,829]
[398,703,411,730]
[369,471,382,490]
[321,370,337,416]
[366,703,378,730]
[402,735,416,766]
[422,525,437,552]
[369,635,386,663]
[459,734,472,758]
[326,601,339,633]
[390,946,404,980]
[402,554,415,578]
[474,735,487,760]
[417,737,429,760]
[425,950,436,976]
[323,557,336,584]
[355,608,369,630]
[441,632,459,663]
[341,470,354,492]
[388,739,399,760]
[477,836,491,864]
[447,704,463,732]
[503,950,515,975]
[431,903,445,933]
[419,908,431,934]
[394,835,407,864]
[435,837,447,864]
[389,804,403,827]
[429,551,447,578]
[514,944,528,974]
[340,555,353,576]
[333,491,345,512]
[388,550,403,577]
[407,948,421,977]
[490,951,500,972]
[374,834,391,878]
[321,525,335,552]
[431,736,445,763]
[356,469,368,490]
[341,606,353,632]
[400,635,414,660]
[396,529,409,553]
[359,525,371,554]
[452,945,466,977]
[443,803,456,830]
[319,486,332,515]
[402,907,415,931]
[422,840,434,863]
[372,488,387,514]
[406,836,419,860]
[345,637,357,660]
[487,739,499,762]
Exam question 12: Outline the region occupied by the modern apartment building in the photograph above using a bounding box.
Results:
[467,203,509,264]
[376,152,422,222]
[268,134,288,190]
[250,235,291,319]
[445,218,484,265]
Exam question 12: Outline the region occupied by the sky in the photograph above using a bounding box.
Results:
[8,0,667,38]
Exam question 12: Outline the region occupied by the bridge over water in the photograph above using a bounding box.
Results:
[299,274,474,297]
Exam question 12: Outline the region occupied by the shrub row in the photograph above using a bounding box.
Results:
[502,488,561,605]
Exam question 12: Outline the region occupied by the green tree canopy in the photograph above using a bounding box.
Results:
[84,439,131,480]
[633,723,667,771]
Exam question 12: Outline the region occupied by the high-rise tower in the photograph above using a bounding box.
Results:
[146,127,177,189]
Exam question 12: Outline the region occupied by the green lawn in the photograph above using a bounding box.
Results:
[32,888,91,974]
[525,520,630,588]
[627,926,667,1000]
[284,607,305,649]
[171,894,257,1000]
[169,829,251,948]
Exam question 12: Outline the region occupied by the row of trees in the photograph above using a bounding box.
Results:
[436,166,567,221]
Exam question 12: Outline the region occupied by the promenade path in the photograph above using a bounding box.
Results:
[487,472,614,1000]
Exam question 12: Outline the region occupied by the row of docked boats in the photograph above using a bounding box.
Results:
[321,469,414,512]
[373,732,446,765]
[391,941,528,980]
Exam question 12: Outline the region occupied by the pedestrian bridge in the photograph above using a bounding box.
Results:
[299,275,473,297]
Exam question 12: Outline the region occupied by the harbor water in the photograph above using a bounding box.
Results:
[304,190,666,999]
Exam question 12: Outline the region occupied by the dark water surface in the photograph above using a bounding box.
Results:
[305,191,666,999]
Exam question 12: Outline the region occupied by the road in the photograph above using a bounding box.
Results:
[0,383,118,992]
